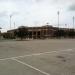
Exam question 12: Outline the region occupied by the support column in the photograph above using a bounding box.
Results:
[46,27,48,38]
[32,31,33,39]
[39,31,41,38]
[36,31,37,39]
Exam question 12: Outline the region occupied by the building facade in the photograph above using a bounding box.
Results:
[27,25,56,39]
[6,25,56,39]
[3,25,75,39]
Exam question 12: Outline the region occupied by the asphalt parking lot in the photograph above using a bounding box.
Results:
[0,39,75,75]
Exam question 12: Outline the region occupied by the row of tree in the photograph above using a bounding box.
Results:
[2,26,75,40]
[14,26,28,40]
[54,29,75,38]
[14,28,75,40]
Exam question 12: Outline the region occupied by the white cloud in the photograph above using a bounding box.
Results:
[0,0,75,32]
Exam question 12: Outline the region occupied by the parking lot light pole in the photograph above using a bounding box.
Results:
[57,11,60,28]
[10,15,13,30]
[14,22,15,29]
[73,16,74,29]
[0,27,2,39]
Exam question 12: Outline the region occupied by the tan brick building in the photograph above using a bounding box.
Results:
[6,25,56,39]
[27,25,56,39]
[5,25,74,39]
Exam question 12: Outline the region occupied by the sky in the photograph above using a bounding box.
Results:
[0,0,75,32]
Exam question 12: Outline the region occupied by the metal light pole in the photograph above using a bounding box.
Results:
[73,16,74,29]
[0,27,2,39]
[14,22,15,29]
[57,11,60,28]
[10,15,13,30]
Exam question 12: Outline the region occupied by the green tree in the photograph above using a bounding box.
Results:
[14,26,28,40]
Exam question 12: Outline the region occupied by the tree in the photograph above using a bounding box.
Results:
[54,29,65,38]
[14,26,28,40]
[68,29,75,38]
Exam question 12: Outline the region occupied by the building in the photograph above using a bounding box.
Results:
[3,25,75,39]
[27,25,56,39]
[6,25,56,39]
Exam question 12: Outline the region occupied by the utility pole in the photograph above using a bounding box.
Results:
[14,22,15,29]
[10,15,13,30]
[57,11,60,28]
[0,27,2,39]
[73,16,74,29]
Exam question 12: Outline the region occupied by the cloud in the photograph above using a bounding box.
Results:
[0,0,75,32]
[0,11,19,18]
[0,11,8,17]
[68,4,75,11]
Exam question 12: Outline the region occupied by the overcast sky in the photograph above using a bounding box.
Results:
[0,0,75,32]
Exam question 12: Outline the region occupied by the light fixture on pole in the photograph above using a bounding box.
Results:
[65,24,67,28]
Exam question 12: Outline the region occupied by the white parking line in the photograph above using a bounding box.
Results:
[0,48,73,61]
[12,58,50,75]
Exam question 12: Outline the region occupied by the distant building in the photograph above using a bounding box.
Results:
[3,25,75,39]
[0,27,2,39]
[7,25,57,39]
